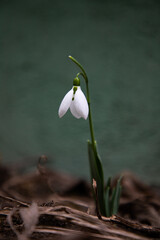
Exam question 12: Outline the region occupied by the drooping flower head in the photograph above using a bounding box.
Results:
[58,77,89,120]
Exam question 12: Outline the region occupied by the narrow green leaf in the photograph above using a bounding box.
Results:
[105,186,110,217]
[87,140,106,216]
[111,177,122,215]
[105,177,111,192]
[88,140,98,181]
[111,187,116,212]
[94,142,104,182]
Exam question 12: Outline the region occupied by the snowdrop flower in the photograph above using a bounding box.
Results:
[58,77,89,120]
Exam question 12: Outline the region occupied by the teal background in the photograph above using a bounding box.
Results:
[0,0,160,183]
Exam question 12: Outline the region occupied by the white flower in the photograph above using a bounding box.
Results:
[58,86,89,120]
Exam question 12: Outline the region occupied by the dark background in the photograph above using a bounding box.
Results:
[0,0,160,183]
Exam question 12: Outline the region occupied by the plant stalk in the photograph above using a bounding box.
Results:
[68,56,96,154]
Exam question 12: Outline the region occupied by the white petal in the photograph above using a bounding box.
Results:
[73,87,89,120]
[58,89,73,118]
[70,101,81,119]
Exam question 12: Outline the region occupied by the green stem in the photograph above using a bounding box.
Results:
[69,55,107,217]
[68,56,96,154]
[68,56,121,217]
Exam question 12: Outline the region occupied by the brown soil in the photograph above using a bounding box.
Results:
[0,156,160,240]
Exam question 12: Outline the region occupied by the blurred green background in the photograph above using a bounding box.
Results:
[0,0,160,183]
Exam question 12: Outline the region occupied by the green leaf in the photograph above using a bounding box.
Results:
[105,177,111,192]
[88,140,99,181]
[105,177,113,217]
[105,186,110,217]
[88,140,106,216]
[111,177,122,215]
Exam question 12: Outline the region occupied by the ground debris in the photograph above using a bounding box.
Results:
[0,164,160,240]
